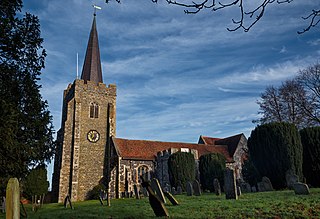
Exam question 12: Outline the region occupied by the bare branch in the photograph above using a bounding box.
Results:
[298,9,320,34]
[105,0,319,33]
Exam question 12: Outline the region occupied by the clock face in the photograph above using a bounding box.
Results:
[87,130,100,143]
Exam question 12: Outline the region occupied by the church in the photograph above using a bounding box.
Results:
[51,14,247,203]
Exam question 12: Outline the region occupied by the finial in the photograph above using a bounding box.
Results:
[92,4,102,16]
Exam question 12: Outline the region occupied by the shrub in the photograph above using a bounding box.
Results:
[199,153,226,192]
[248,122,303,189]
[24,165,49,203]
[168,151,195,190]
[300,127,320,187]
[242,158,261,187]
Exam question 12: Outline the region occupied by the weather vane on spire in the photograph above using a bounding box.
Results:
[92,4,102,16]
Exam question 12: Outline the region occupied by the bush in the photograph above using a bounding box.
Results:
[242,158,261,187]
[300,127,320,187]
[168,151,195,190]
[24,165,49,199]
[248,122,303,189]
[199,153,226,192]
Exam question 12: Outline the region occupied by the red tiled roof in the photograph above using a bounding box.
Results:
[200,136,221,145]
[112,138,233,162]
[199,134,245,156]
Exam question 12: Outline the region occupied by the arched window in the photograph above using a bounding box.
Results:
[137,165,150,183]
[90,102,99,118]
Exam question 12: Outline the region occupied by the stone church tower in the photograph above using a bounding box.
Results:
[52,14,116,203]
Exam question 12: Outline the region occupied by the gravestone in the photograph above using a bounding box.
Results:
[186,182,193,196]
[134,184,140,199]
[261,177,273,191]
[286,171,299,190]
[141,178,169,217]
[1,197,5,213]
[193,180,201,196]
[257,182,264,192]
[172,187,176,195]
[240,182,251,193]
[176,186,182,195]
[293,182,310,195]
[164,183,171,193]
[151,178,166,203]
[6,178,20,219]
[237,186,241,196]
[224,168,238,200]
[63,195,74,209]
[213,178,221,196]
[251,186,257,192]
[142,188,149,197]
[164,192,179,205]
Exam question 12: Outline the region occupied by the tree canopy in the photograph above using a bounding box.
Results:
[248,122,303,189]
[168,151,196,190]
[255,63,320,128]
[0,0,54,185]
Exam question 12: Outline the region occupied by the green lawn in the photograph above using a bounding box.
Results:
[1,189,320,218]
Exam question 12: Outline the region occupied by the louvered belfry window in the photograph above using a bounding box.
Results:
[90,102,99,118]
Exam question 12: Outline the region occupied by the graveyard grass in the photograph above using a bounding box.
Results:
[2,188,320,218]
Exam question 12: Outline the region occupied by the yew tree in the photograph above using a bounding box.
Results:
[0,0,54,191]
[248,122,303,189]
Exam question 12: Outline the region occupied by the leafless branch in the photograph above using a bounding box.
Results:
[105,0,319,33]
[298,9,320,34]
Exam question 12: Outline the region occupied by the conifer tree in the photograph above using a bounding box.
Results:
[168,152,195,190]
[199,153,226,192]
[248,122,303,189]
[0,0,54,192]
[300,127,320,187]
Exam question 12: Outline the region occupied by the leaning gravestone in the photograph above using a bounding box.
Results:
[141,178,169,217]
[286,171,299,190]
[134,184,140,199]
[176,186,182,195]
[151,178,166,203]
[164,192,179,206]
[293,182,310,195]
[193,180,201,196]
[224,168,238,200]
[213,178,221,196]
[186,182,193,196]
[6,178,20,219]
[257,182,265,192]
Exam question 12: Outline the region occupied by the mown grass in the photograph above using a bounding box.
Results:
[1,188,320,218]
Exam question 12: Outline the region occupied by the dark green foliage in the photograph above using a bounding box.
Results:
[24,165,49,198]
[0,0,54,184]
[242,158,261,187]
[300,127,320,187]
[199,153,226,192]
[168,152,195,190]
[248,122,303,189]
[88,184,106,200]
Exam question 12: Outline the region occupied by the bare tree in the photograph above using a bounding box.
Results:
[256,85,284,124]
[297,63,320,124]
[255,79,314,128]
[105,0,319,33]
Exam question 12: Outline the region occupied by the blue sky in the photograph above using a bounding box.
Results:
[22,0,319,185]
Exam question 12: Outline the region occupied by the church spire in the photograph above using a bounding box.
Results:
[81,14,103,84]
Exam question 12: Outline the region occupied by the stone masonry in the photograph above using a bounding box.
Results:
[52,79,116,202]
